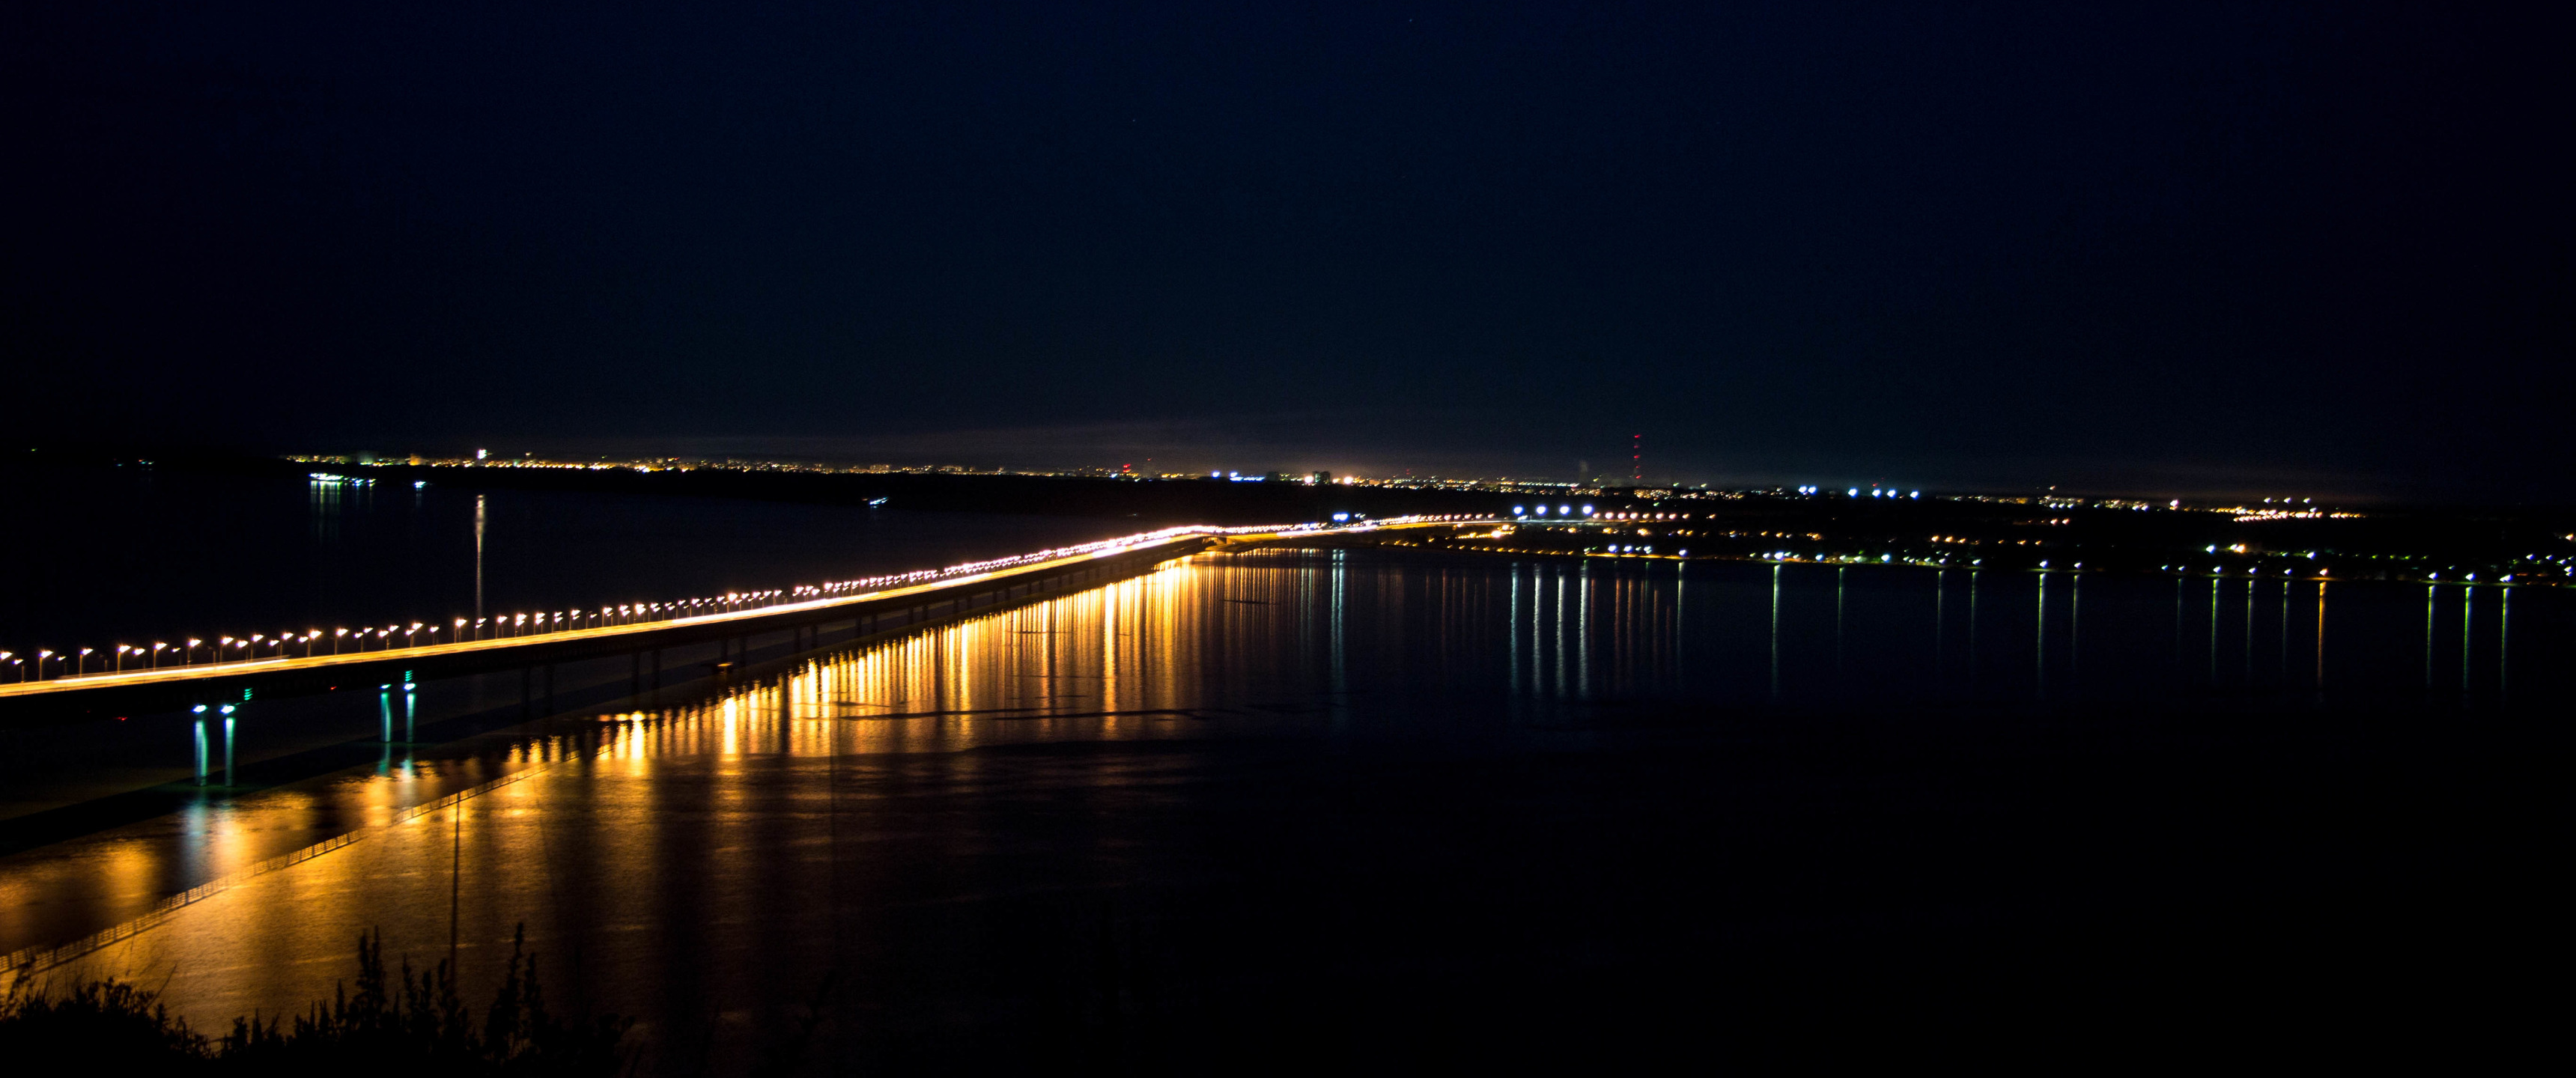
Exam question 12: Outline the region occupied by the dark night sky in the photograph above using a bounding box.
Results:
[5,3,2568,499]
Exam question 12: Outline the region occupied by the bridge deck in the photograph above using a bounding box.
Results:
[1,536,1189,700]
[0,520,1477,725]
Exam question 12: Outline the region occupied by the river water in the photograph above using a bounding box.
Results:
[1,487,2565,1068]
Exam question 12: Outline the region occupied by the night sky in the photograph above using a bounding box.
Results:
[7,4,2568,499]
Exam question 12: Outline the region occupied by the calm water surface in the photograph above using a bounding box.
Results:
[4,548,2563,1069]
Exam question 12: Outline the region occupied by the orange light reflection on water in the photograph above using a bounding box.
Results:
[34,555,1255,1026]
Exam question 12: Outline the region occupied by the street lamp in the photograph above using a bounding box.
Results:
[186,639,203,666]
[79,648,95,675]
[37,649,54,681]
[115,645,130,673]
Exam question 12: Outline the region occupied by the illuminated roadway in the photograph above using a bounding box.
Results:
[0,517,1492,723]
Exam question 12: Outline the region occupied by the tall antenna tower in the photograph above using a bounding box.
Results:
[1631,433,1642,484]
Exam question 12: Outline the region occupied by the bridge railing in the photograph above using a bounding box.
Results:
[0,517,1491,695]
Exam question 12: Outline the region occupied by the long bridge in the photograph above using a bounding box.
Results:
[0,519,1489,748]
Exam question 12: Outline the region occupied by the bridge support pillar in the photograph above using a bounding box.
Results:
[222,713,235,788]
[404,683,416,741]
[379,686,393,742]
[193,718,208,786]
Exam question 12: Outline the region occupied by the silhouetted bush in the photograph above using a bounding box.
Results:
[1,926,627,1074]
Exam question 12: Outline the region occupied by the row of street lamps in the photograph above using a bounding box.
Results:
[1,590,798,682]
[4,522,1340,684]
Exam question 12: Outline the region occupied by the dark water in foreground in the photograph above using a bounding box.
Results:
[4,549,2565,1069]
